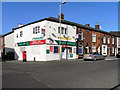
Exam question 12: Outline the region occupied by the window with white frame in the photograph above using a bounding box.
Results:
[33,26,40,34]
[103,36,106,44]
[78,31,83,41]
[16,34,18,38]
[92,45,96,52]
[58,27,67,34]
[112,37,114,44]
[119,38,120,46]
[20,31,23,37]
[112,47,114,53]
[92,33,96,42]
[108,36,110,44]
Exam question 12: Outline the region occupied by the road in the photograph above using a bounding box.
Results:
[2,59,119,89]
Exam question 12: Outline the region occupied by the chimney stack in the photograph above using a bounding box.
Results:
[12,28,14,31]
[58,13,64,20]
[95,22,100,29]
[85,24,90,27]
[18,23,23,27]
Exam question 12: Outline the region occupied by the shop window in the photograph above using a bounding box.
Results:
[54,46,58,53]
[103,36,106,44]
[112,47,114,54]
[108,37,110,44]
[20,31,23,37]
[112,37,114,45]
[92,33,96,42]
[73,48,76,53]
[78,45,83,55]
[78,31,83,41]
[92,45,96,52]
[69,47,72,54]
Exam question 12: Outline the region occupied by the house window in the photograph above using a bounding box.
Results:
[112,47,114,54]
[92,45,96,52]
[20,31,23,37]
[112,37,114,44]
[16,34,18,38]
[92,33,96,42]
[108,37,110,44]
[78,45,83,55]
[65,28,67,34]
[103,36,106,44]
[61,27,64,34]
[78,31,83,41]
[119,38,120,46]
[58,27,60,33]
[33,26,40,34]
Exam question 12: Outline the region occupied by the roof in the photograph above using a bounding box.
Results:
[10,17,117,37]
[110,31,120,37]
[2,31,14,37]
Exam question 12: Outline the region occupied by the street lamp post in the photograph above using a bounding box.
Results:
[59,1,67,61]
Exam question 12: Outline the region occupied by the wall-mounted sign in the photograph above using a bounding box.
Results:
[46,49,50,54]
[55,40,76,46]
[60,37,72,40]
[42,29,45,34]
[30,40,46,45]
[32,37,44,40]
[17,40,46,46]
[50,46,53,53]
[17,41,30,46]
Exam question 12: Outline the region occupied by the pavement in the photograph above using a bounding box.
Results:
[2,58,119,89]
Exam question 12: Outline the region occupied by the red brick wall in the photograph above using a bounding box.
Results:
[77,27,117,56]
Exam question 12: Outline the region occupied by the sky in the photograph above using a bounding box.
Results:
[2,2,118,35]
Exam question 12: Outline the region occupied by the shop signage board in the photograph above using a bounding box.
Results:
[32,37,44,40]
[17,41,30,46]
[30,40,46,45]
[17,40,46,46]
[55,40,76,46]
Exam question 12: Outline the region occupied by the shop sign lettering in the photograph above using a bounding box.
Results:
[30,40,46,45]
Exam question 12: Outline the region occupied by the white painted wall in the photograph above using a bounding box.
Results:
[14,20,76,61]
[4,33,15,55]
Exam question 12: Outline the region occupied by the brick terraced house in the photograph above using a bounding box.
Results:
[77,23,117,58]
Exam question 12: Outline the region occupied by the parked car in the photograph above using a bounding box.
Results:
[116,52,120,58]
[83,52,105,61]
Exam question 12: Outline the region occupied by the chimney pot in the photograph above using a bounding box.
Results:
[18,23,23,27]
[58,13,64,20]
[95,22,100,29]
[12,28,14,31]
[85,24,90,27]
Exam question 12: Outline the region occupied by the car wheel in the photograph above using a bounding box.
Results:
[93,57,97,61]
[103,57,106,60]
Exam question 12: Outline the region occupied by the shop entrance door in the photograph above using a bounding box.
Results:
[62,47,68,60]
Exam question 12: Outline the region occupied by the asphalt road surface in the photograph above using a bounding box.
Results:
[2,59,119,89]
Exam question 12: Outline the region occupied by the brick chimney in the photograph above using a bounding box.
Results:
[85,24,90,27]
[18,23,23,27]
[58,13,64,20]
[12,28,14,31]
[95,22,100,29]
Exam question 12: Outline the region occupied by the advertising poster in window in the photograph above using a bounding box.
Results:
[54,46,58,53]
[50,46,53,53]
